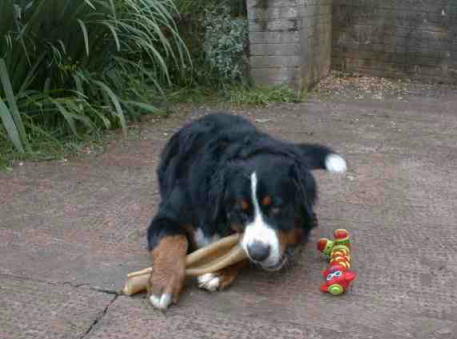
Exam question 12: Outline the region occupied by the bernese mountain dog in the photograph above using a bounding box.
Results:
[147,113,346,309]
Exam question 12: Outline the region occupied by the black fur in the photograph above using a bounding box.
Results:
[147,113,339,252]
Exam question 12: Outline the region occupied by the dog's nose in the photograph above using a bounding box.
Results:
[247,241,271,262]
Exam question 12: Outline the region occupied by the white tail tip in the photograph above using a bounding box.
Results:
[325,154,347,173]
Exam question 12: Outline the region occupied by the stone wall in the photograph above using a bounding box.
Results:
[332,1,457,82]
[247,0,332,89]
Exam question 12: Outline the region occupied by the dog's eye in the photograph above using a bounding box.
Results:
[240,200,250,211]
[262,195,272,206]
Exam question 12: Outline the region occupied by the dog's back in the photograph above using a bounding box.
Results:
[157,113,257,199]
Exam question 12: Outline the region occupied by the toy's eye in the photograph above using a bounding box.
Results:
[326,273,335,281]
[334,271,342,277]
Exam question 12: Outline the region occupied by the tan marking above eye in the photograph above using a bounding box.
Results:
[240,200,249,210]
[262,195,272,206]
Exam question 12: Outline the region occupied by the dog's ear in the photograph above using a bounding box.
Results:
[208,168,227,222]
[291,162,317,227]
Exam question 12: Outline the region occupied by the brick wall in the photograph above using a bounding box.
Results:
[247,0,332,89]
[332,1,457,82]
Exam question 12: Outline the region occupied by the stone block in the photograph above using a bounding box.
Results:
[250,55,302,67]
[247,0,332,89]
[249,31,300,44]
[249,18,299,32]
[247,0,299,9]
[247,6,299,20]
[249,43,301,56]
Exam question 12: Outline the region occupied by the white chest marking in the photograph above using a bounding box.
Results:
[241,172,280,266]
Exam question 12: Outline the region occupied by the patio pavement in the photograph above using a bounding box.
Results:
[1,80,457,339]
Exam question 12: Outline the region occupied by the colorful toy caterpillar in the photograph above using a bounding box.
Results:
[317,229,357,295]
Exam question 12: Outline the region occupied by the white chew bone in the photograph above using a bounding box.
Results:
[123,234,246,296]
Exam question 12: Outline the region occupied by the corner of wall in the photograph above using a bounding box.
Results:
[247,0,332,90]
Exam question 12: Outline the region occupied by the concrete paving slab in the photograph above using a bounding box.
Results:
[0,275,115,339]
[85,279,456,339]
[83,296,409,339]
[1,81,457,338]
[0,138,167,290]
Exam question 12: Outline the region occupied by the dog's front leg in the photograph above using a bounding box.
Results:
[147,217,188,310]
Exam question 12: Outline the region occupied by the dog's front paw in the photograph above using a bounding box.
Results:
[149,293,173,310]
[148,268,185,310]
[197,273,221,292]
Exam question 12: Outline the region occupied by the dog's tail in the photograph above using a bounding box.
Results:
[297,144,347,173]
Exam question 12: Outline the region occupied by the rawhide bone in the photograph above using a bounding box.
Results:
[123,234,246,296]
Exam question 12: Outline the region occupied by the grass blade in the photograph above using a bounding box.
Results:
[101,22,120,51]
[0,58,28,151]
[124,100,158,113]
[50,99,79,137]
[83,0,96,10]
[0,98,24,152]
[77,19,90,56]
[18,52,46,95]
[92,80,127,135]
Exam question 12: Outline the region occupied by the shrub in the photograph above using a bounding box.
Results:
[202,4,248,83]
[0,0,188,153]
[170,0,248,87]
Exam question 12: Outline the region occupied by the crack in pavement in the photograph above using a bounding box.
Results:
[1,272,122,338]
[0,272,121,295]
[80,294,118,339]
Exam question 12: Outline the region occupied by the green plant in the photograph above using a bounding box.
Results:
[162,83,305,107]
[169,0,248,87]
[0,0,189,154]
[202,5,248,83]
[227,85,304,106]
[175,0,245,16]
